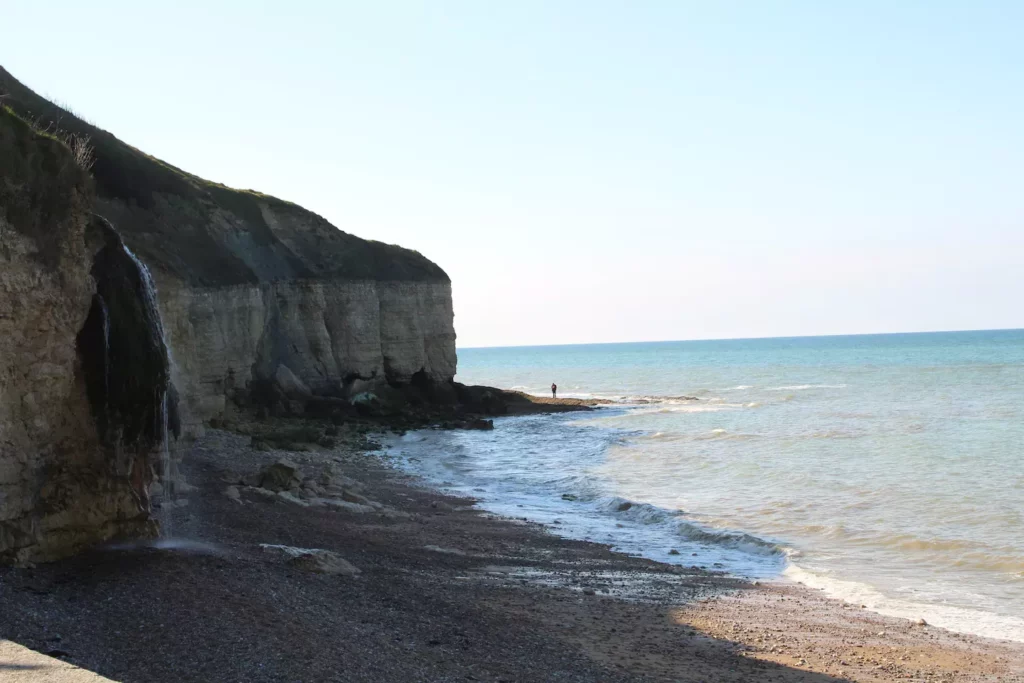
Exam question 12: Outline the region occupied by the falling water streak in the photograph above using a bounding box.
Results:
[96,294,111,419]
[123,244,175,537]
[123,246,168,342]
[159,391,173,536]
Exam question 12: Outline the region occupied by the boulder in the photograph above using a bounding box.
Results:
[259,544,360,576]
[259,459,303,492]
[288,550,360,576]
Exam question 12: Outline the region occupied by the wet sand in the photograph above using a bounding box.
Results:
[1,424,1021,682]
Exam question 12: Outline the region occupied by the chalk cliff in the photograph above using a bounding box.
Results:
[0,66,457,562]
[0,67,457,437]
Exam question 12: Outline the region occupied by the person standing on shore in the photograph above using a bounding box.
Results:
[551,382,557,398]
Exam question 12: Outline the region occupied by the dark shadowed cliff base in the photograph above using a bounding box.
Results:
[1,423,1022,683]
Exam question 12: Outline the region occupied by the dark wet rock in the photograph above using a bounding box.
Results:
[257,459,303,492]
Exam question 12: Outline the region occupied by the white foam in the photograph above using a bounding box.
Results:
[655,403,742,414]
[768,384,849,391]
[784,563,1024,643]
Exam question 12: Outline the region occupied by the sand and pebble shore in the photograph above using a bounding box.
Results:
[1,410,1022,682]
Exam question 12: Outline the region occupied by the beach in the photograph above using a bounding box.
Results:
[2,419,1022,682]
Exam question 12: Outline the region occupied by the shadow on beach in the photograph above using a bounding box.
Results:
[0,429,936,682]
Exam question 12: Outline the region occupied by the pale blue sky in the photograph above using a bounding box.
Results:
[3,1,1022,346]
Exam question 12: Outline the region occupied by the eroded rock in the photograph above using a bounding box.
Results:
[0,110,160,564]
[258,459,303,492]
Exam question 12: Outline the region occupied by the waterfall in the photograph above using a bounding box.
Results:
[122,244,177,536]
[98,294,110,406]
[78,215,181,538]
[159,390,174,536]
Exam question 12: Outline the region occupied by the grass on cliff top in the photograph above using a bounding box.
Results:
[3,78,287,212]
[0,106,91,269]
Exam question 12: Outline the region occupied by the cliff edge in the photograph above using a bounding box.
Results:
[0,67,457,433]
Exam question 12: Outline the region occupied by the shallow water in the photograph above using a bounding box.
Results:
[390,330,1024,641]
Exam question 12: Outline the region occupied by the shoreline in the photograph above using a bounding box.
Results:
[1,422,1022,681]
[410,394,1024,647]
[392,411,1024,647]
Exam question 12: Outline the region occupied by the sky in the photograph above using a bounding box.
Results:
[3,1,1022,347]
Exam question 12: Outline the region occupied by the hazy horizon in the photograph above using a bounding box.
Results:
[4,1,1022,347]
[456,325,1024,350]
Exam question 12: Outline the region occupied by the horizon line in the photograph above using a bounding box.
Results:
[456,326,1024,351]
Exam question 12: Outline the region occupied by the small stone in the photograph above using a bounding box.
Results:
[340,489,374,506]
[245,486,278,500]
[276,490,310,507]
[582,588,595,596]
[288,551,359,576]
[309,498,374,514]
[668,549,680,555]
[424,545,467,556]
[915,618,927,626]
[377,507,411,520]
[224,486,242,503]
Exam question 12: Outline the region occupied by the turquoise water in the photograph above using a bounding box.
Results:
[391,330,1024,641]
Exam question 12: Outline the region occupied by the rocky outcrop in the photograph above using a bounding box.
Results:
[0,66,457,436]
[0,108,157,563]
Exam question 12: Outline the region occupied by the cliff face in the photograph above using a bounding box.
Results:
[0,109,155,563]
[156,278,456,426]
[0,67,457,435]
[0,66,458,562]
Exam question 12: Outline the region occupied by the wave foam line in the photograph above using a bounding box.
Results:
[784,564,1024,642]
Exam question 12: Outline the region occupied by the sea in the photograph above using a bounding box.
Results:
[388,330,1024,642]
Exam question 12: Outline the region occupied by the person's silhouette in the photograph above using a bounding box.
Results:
[551,383,557,399]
